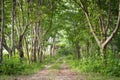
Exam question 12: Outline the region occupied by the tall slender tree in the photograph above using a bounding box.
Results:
[11,0,16,56]
[0,0,4,64]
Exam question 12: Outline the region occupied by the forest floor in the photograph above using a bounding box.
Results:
[1,57,119,80]
[16,59,85,80]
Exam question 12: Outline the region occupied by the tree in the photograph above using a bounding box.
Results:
[0,0,4,64]
[11,0,16,56]
[74,0,120,65]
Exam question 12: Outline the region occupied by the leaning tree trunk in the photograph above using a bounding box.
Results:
[3,37,12,56]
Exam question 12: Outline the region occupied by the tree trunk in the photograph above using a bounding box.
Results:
[86,41,90,57]
[11,0,16,56]
[38,46,40,63]
[18,35,24,63]
[31,26,37,62]
[97,47,100,56]
[0,0,4,64]
[100,46,107,67]
[24,37,30,64]
[50,45,53,57]
[31,39,36,62]
[0,41,3,64]
[52,43,55,55]
[38,45,43,63]
[32,39,37,62]
[3,37,12,56]
[40,49,43,63]
[75,42,80,59]
[52,37,55,55]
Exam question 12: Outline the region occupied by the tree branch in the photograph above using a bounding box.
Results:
[2,37,12,54]
[102,1,120,48]
[78,0,101,47]
[73,0,88,13]
[85,12,101,47]
[105,0,111,32]
[21,23,31,37]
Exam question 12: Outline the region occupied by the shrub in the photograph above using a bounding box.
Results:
[66,54,120,77]
[0,56,26,75]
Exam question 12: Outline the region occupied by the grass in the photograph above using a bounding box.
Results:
[85,73,120,80]
[0,54,61,80]
[1,54,119,80]
[0,63,45,80]
[49,63,61,69]
[49,60,63,70]
[65,55,120,80]
[0,75,17,80]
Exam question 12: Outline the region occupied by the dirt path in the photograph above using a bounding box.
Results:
[17,60,85,80]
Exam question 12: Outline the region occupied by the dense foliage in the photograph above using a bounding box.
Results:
[0,0,120,78]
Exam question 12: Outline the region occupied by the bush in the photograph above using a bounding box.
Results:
[66,54,120,77]
[0,56,25,75]
[105,58,120,76]
[0,56,43,75]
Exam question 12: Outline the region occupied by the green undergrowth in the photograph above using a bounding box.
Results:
[0,75,17,80]
[0,54,60,77]
[49,63,61,69]
[85,73,120,80]
[65,54,120,80]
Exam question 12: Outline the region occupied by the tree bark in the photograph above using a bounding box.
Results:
[73,22,81,59]
[38,46,40,63]
[50,45,53,57]
[3,37,12,55]
[17,35,24,63]
[11,0,16,56]
[0,0,4,64]
[38,44,43,63]
[52,40,55,55]
[24,37,30,64]
[15,0,31,63]
[40,48,43,63]
[31,26,37,62]
[75,42,80,59]
[100,46,107,66]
